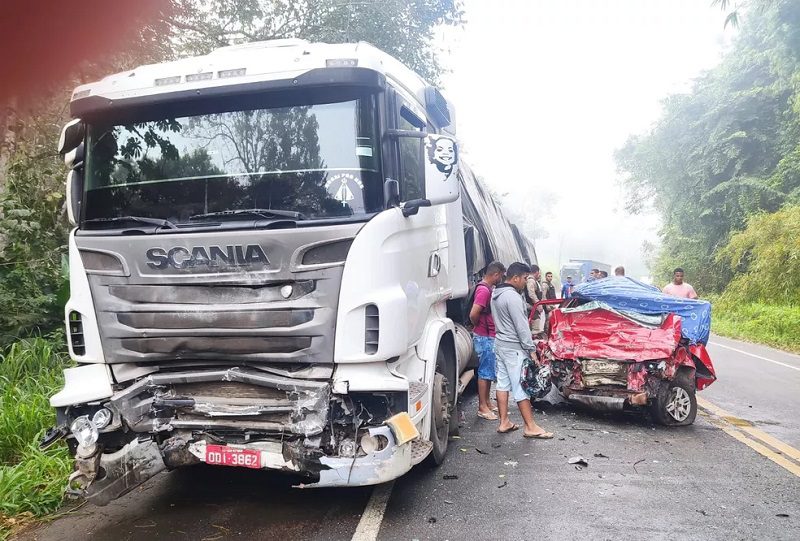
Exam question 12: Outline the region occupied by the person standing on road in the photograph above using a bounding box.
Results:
[542,272,557,300]
[526,264,545,337]
[541,271,557,329]
[561,276,575,299]
[663,267,699,299]
[491,262,554,439]
[469,261,506,421]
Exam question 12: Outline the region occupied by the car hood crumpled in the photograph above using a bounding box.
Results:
[546,304,682,362]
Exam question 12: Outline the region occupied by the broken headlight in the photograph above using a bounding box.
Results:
[70,415,99,448]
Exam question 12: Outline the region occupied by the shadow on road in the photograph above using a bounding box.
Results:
[24,465,372,541]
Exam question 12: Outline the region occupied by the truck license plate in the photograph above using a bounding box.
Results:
[205,444,261,469]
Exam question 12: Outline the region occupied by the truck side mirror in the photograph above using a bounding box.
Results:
[66,169,82,226]
[384,178,400,208]
[424,134,459,205]
[58,119,84,155]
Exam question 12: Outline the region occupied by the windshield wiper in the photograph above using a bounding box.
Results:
[189,208,305,221]
[84,216,178,229]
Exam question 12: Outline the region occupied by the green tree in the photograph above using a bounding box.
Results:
[616,0,800,291]
[171,0,464,84]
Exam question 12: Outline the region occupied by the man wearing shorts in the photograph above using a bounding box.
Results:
[469,261,506,420]
[491,262,553,439]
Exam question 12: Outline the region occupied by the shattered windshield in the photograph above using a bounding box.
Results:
[83,94,382,227]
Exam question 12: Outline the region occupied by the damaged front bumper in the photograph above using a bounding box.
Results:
[68,425,412,505]
[52,366,416,505]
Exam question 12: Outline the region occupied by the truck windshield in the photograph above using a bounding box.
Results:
[83,94,382,227]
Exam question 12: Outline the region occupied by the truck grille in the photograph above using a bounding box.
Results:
[75,224,361,364]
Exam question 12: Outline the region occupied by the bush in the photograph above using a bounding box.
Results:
[0,142,70,346]
[0,336,71,533]
[712,300,800,352]
[716,205,800,305]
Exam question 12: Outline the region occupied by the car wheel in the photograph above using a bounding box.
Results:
[651,374,697,426]
[424,352,451,466]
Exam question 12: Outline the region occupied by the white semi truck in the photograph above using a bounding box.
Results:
[45,40,536,505]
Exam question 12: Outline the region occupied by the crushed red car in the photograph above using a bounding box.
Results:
[534,278,716,426]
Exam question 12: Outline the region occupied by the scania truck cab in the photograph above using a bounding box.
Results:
[46,39,476,505]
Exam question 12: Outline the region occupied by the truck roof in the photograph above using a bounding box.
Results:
[70,40,436,119]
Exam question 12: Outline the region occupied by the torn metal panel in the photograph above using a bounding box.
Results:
[76,439,166,506]
[690,343,717,390]
[547,309,681,362]
[302,426,413,487]
[108,367,330,436]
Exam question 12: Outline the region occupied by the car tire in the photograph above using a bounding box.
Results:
[424,351,451,467]
[651,373,697,426]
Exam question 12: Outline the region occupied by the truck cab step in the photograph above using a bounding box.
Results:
[410,439,433,465]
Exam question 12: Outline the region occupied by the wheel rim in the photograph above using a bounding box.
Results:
[432,373,451,446]
[665,386,692,422]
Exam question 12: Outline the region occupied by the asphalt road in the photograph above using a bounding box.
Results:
[19,335,800,541]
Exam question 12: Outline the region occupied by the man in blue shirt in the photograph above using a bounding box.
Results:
[561,276,574,299]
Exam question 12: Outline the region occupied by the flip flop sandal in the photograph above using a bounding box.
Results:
[523,432,554,439]
[497,423,520,434]
[477,411,498,421]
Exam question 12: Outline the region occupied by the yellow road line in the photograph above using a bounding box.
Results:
[697,397,800,462]
[697,397,800,478]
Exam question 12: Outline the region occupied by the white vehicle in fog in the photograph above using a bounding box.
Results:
[44,40,535,505]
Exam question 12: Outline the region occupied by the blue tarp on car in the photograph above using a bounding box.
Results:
[571,277,712,345]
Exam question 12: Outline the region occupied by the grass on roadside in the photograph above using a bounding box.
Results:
[0,336,72,538]
[711,300,800,353]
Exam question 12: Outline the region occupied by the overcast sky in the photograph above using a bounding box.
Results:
[439,0,733,281]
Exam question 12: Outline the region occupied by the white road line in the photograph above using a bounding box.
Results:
[709,341,800,372]
[351,481,395,541]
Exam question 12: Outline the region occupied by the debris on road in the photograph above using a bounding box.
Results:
[775,513,790,518]
[444,500,454,505]
[498,481,508,488]
[568,456,589,467]
[593,453,609,458]
[503,461,518,467]
[633,459,645,473]
[427,517,437,524]
[443,474,458,480]
[491,442,501,449]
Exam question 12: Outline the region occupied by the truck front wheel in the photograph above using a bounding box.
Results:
[425,351,452,466]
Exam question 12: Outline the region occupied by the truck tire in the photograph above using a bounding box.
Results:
[425,350,452,466]
[651,373,697,426]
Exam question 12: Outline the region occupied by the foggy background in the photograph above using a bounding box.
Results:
[439,0,733,283]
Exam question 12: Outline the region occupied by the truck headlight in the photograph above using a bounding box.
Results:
[70,415,99,447]
[92,408,113,429]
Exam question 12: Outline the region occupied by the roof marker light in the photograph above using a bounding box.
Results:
[155,75,181,86]
[218,68,247,79]
[186,72,213,82]
[326,58,358,68]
